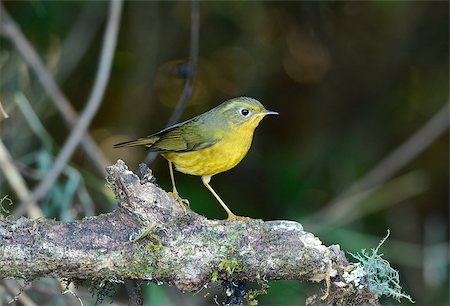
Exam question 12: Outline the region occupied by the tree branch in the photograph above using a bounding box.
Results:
[0,100,8,121]
[0,160,379,305]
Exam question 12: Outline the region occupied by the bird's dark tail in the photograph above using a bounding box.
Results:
[113,137,157,148]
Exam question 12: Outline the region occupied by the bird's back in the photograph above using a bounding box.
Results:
[113,111,224,152]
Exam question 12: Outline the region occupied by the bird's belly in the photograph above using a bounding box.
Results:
[162,138,251,177]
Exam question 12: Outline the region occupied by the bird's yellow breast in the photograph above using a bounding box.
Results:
[162,120,259,177]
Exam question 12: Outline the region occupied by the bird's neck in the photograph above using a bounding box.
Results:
[228,116,264,141]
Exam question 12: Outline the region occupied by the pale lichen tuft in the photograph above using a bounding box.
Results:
[348,230,414,303]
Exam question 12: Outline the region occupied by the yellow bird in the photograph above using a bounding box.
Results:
[114,97,278,220]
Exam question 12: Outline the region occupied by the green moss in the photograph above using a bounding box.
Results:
[218,259,244,276]
[130,225,163,252]
[128,227,182,281]
[9,259,22,277]
[146,236,162,252]
[211,270,219,282]
[127,245,152,279]
[211,258,244,283]
[244,278,270,306]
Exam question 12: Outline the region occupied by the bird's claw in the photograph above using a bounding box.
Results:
[226,213,250,221]
[168,191,190,213]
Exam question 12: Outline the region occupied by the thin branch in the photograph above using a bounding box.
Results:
[56,2,106,83]
[0,160,379,306]
[124,280,143,306]
[308,171,428,232]
[2,280,38,306]
[306,102,449,226]
[12,0,123,218]
[0,1,109,175]
[62,288,85,306]
[145,0,200,164]
[0,140,43,219]
[166,0,200,127]
[0,100,8,121]
[14,92,54,150]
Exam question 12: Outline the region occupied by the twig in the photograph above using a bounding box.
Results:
[306,171,429,233]
[0,100,8,121]
[306,102,449,225]
[165,0,199,127]
[15,92,54,150]
[62,289,85,306]
[145,0,200,164]
[2,280,38,306]
[56,2,106,83]
[12,0,123,218]
[124,280,143,306]
[0,2,109,175]
[337,102,448,198]
[0,140,43,219]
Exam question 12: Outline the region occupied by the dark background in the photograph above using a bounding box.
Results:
[1,1,448,305]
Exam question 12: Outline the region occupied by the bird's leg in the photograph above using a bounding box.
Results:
[168,160,179,194]
[201,176,249,221]
[167,161,189,211]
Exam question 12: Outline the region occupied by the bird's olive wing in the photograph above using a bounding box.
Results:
[148,119,222,152]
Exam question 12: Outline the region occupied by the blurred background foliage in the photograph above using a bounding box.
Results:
[0,1,448,305]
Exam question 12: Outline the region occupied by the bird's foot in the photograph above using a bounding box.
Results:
[226,213,250,221]
[168,191,190,213]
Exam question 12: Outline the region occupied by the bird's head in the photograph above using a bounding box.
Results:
[217,97,278,130]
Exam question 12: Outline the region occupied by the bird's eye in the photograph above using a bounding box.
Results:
[241,109,250,116]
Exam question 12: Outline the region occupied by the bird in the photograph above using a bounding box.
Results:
[114,97,278,220]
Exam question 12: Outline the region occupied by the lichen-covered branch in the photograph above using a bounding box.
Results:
[0,160,379,305]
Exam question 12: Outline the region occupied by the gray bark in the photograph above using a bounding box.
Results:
[0,160,379,305]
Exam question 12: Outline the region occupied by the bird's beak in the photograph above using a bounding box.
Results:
[262,109,279,116]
